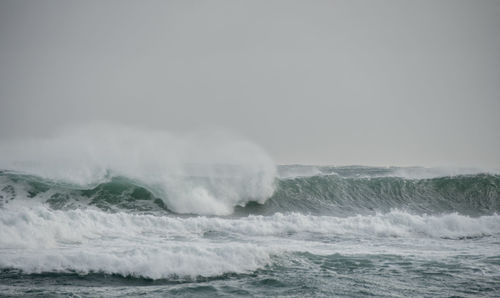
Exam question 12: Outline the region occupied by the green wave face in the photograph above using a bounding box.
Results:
[253,174,500,216]
[0,172,169,213]
[1,169,499,216]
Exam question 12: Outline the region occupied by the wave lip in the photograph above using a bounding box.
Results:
[277,165,500,179]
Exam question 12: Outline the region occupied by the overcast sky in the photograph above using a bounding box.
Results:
[1,0,499,167]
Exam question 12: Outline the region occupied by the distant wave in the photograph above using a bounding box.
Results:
[277,164,500,180]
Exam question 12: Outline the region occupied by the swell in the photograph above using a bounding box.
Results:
[1,170,499,216]
[241,174,500,216]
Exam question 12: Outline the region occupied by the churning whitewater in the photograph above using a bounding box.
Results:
[0,126,499,297]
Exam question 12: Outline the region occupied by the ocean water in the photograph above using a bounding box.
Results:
[1,165,499,297]
[0,127,499,297]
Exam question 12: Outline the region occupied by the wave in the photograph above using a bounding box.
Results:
[2,170,498,216]
[1,125,498,216]
[250,173,500,216]
[0,124,276,215]
[1,203,499,278]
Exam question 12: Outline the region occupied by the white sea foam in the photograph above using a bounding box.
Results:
[388,166,500,179]
[277,165,500,180]
[2,203,499,248]
[0,242,271,279]
[0,202,273,278]
[0,124,276,215]
[1,201,499,278]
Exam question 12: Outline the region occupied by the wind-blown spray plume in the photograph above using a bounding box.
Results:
[0,124,277,215]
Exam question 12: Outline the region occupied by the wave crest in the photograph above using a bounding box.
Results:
[0,124,276,215]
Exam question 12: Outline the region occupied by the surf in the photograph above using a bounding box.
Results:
[0,124,276,215]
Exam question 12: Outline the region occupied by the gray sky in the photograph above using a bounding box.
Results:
[1,0,499,167]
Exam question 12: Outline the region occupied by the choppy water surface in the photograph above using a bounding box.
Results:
[1,166,499,297]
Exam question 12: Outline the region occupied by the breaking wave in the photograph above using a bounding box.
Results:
[0,125,499,282]
[0,124,276,215]
[1,170,498,216]
[1,202,499,279]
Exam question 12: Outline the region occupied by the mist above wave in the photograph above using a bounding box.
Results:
[0,124,276,215]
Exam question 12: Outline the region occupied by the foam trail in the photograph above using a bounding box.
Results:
[0,124,276,215]
[0,202,274,278]
[2,203,499,249]
[1,203,499,278]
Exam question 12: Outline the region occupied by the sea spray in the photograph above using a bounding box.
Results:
[1,132,499,296]
[0,124,276,215]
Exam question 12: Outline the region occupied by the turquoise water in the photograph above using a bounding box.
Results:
[1,166,499,297]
